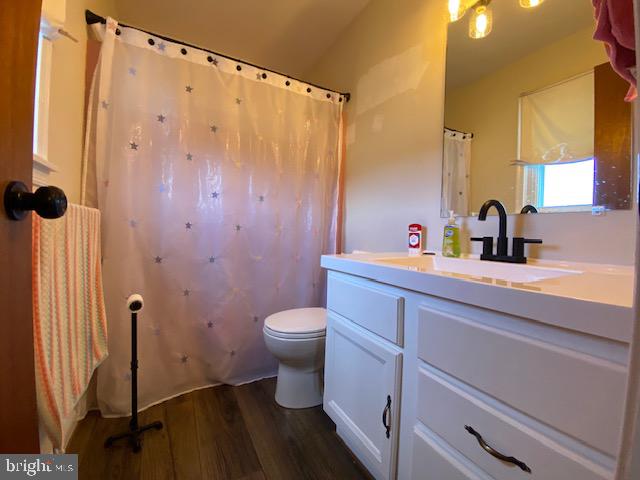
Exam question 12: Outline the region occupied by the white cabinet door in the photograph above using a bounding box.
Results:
[324,312,402,480]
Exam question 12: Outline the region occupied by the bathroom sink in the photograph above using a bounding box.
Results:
[375,256,582,283]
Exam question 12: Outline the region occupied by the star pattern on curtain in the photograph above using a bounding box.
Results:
[92,31,342,414]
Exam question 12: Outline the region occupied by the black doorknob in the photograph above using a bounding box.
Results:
[4,181,67,221]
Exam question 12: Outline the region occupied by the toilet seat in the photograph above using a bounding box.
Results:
[263,327,325,340]
[264,307,326,339]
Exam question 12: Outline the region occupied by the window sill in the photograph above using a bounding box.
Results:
[33,153,59,187]
[537,205,594,214]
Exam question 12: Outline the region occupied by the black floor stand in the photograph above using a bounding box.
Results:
[105,310,163,453]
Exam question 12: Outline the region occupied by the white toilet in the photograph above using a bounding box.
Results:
[263,307,327,409]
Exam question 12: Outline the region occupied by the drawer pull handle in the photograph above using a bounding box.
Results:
[464,425,531,473]
[382,395,392,439]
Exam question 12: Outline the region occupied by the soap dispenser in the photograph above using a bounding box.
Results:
[442,211,461,258]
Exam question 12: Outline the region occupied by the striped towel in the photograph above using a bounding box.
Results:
[32,204,108,450]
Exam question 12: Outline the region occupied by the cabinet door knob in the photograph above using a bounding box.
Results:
[4,181,67,221]
[382,395,392,439]
[465,425,531,473]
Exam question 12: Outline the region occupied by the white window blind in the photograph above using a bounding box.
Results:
[519,71,594,165]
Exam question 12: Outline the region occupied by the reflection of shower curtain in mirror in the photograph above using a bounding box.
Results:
[82,19,343,415]
[441,130,472,216]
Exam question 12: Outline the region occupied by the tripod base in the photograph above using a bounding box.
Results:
[104,421,163,453]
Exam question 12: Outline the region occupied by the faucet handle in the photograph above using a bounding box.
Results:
[471,236,493,257]
[512,237,543,260]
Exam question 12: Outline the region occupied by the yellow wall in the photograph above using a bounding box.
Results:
[46,0,118,203]
[308,0,449,255]
[445,26,608,213]
[308,0,636,265]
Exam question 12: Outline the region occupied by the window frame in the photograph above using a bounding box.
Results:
[33,19,59,187]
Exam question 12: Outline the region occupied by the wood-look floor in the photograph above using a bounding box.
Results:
[67,378,371,480]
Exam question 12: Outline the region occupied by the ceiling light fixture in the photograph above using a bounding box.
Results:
[469,2,493,39]
[448,0,545,39]
[448,0,465,22]
[519,0,545,8]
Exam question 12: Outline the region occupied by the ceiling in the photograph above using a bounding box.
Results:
[446,0,596,90]
[114,0,370,78]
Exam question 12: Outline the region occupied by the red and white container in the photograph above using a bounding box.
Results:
[408,223,424,256]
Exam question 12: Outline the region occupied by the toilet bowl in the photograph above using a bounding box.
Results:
[263,307,326,409]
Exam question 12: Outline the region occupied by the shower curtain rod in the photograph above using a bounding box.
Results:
[445,126,474,138]
[85,10,351,102]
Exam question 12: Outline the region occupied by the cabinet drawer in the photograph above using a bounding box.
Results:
[411,423,491,480]
[327,273,404,345]
[417,305,626,457]
[417,365,610,480]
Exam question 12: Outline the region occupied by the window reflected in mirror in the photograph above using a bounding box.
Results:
[441,0,633,217]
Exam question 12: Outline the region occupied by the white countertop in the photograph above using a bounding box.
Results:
[321,252,635,343]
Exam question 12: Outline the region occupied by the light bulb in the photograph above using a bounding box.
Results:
[469,5,493,39]
[520,0,544,7]
[448,0,465,22]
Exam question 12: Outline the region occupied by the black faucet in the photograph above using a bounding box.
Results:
[471,199,542,264]
[520,204,538,214]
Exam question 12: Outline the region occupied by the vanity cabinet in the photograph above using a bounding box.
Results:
[324,273,405,480]
[324,270,628,480]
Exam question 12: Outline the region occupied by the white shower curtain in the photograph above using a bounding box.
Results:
[441,129,472,217]
[82,19,343,415]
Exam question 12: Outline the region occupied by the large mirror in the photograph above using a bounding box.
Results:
[441,0,633,217]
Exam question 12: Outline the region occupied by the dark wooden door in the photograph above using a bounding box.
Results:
[593,61,633,210]
[0,0,43,453]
